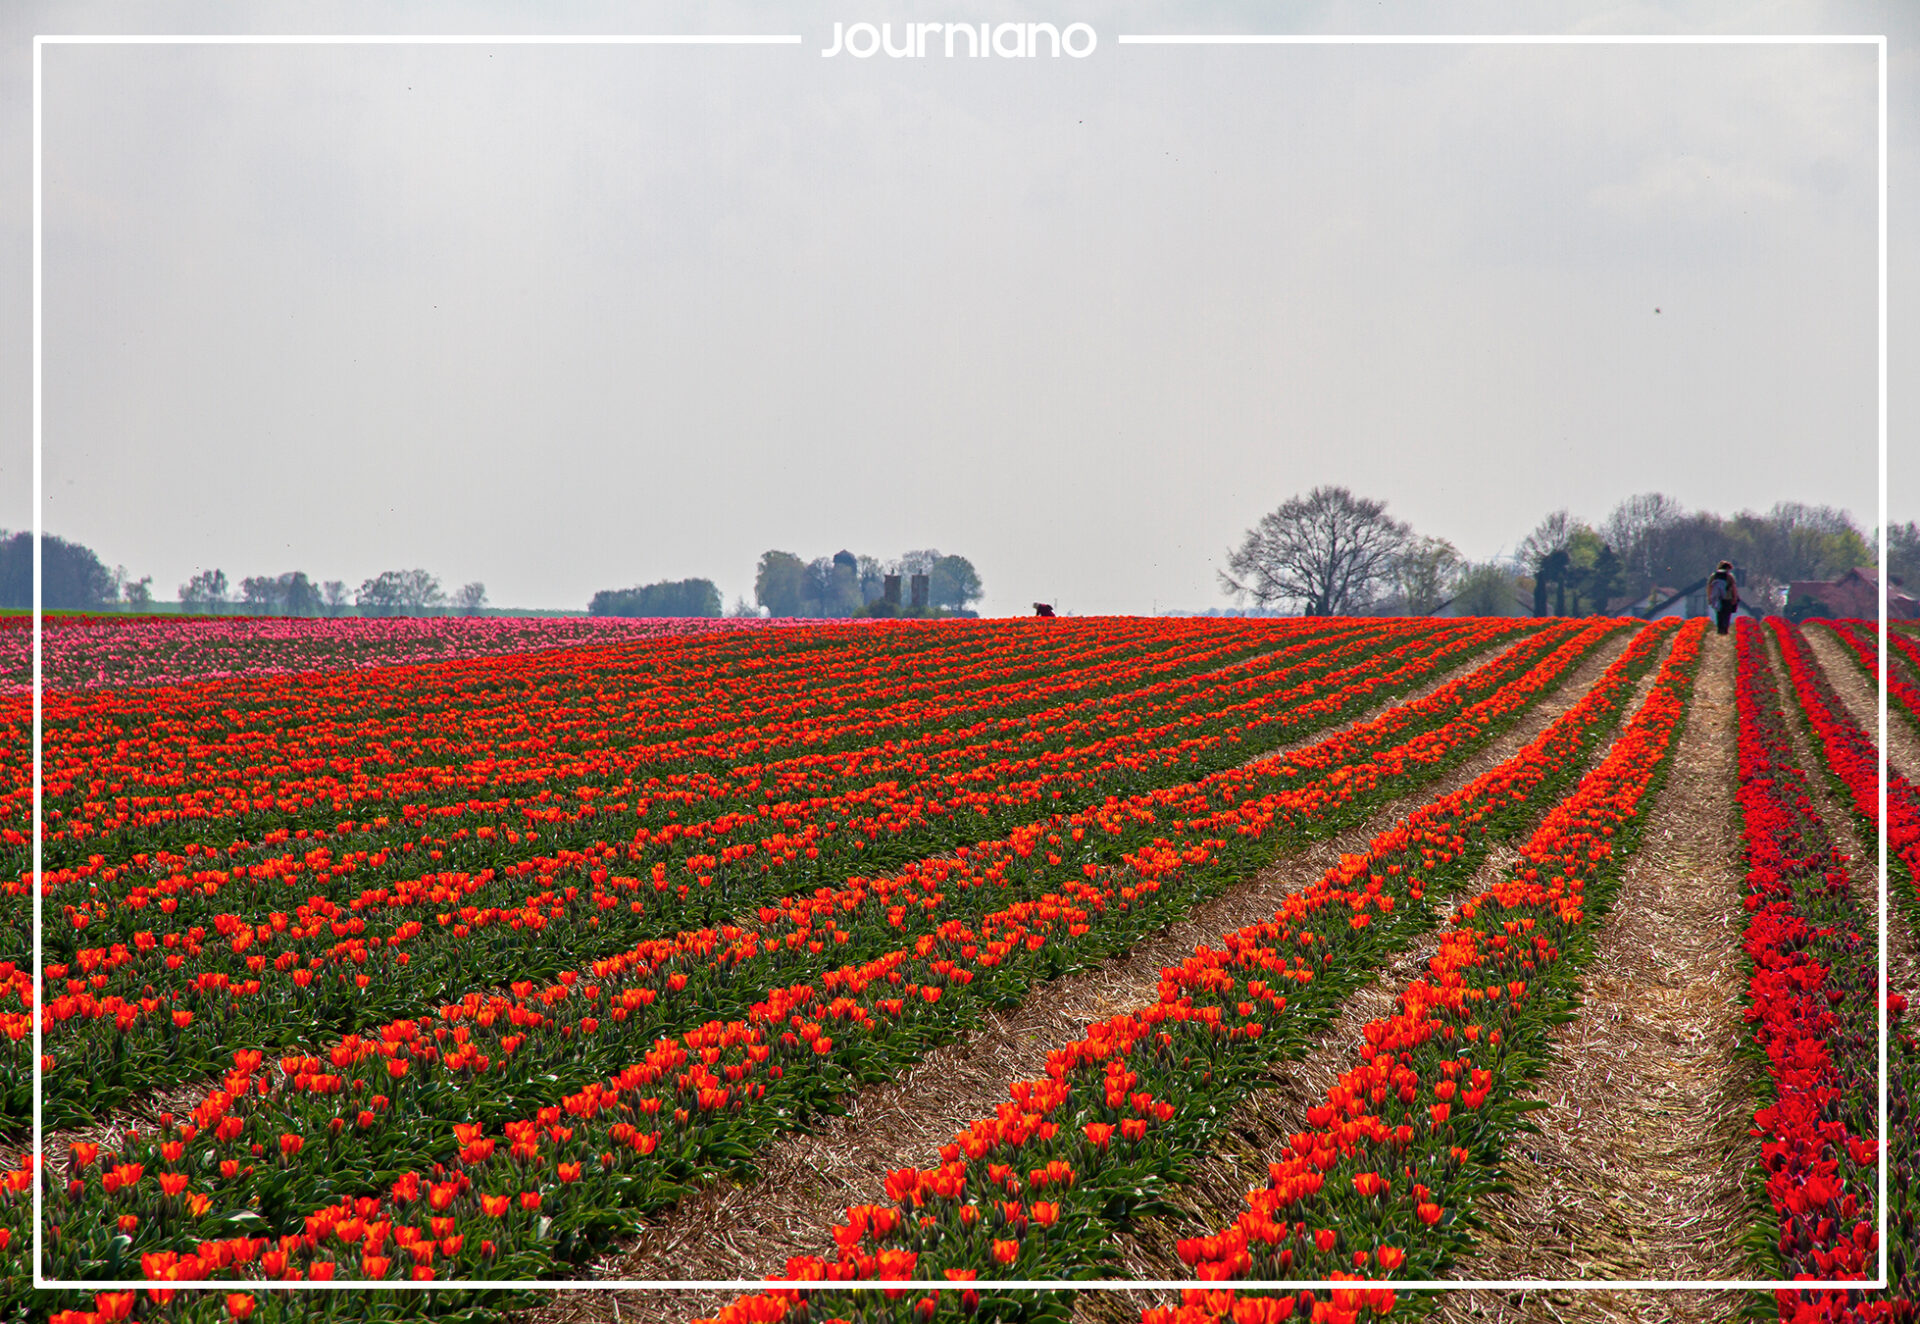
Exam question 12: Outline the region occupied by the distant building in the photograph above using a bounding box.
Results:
[1617,586,1680,618]
[1786,568,1920,620]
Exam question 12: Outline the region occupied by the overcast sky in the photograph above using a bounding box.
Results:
[2,1,1913,614]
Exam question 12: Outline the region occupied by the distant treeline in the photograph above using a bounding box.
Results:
[753,548,982,618]
[589,579,723,618]
[0,534,489,615]
[587,549,985,619]
[1219,492,1920,620]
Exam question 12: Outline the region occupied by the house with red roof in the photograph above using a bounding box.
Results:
[1785,567,1919,621]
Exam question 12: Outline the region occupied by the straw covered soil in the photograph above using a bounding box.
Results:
[1801,623,1920,783]
[528,633,1634,1324]
[1434,628,1754,1324]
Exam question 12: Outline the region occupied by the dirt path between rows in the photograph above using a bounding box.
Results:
[530,631,1633,1324]
[1435,628,1753,1324]
[1804,623,1920,782]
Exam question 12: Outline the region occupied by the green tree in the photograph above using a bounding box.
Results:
[589,578,722,617]
[755,551,808,617]
[1601,492,1688,598]
[356,569,445,616]
[857,555,888,606]
[1727,503,1871,610]
[0,532,119,610]
[1451,562,1521,616]
[1584,542,1624,614]
[929,555,984,611]
[1886,521,1920,588]
[1388,536,1460,615]
[239,575,280,615]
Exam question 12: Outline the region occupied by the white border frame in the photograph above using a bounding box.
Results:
[30,25,1889,1297]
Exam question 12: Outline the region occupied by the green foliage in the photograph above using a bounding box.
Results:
[0,531,119,610]
[1589,494,1878,612]
[1451,562,1521,616]
[1390,536,1462,615]
[929,554,985,610]
[754,550,809,617]
[239,571,325,616]
[589,578,723,618]
[759,548,983,617]
[1884,520,1919,587]
[356,569,444,617]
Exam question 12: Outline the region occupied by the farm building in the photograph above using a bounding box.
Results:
[1785,566,1920,620]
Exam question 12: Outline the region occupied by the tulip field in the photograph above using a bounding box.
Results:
[1,613,1914,1324]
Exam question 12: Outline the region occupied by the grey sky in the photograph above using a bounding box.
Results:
[2,2,1912,614]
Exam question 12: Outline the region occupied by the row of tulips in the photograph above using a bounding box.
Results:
[25,624,1621,1300]
[1886,625,1920,686]
[129,623,1594,1189]
[1154,619,1702,1322]
[1,613,760,696]
[670,621,1678,1324]
[37,618,1397,962]
[24,617,1282,866]
[30,618,1394,979]
[1731,620,1883,1304]
[14,617,1280,942]
[1767,619,1920,927]
[19,618,1326,878]
[33,622,1516,1125]
[14,618,1262,979]
[10,614,1252,953]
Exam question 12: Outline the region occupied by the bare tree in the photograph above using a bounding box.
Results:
[453,582,488,615]
[395,569,445,612]
[1220,486,1411,616]
[321,580,350,616]
[1602,492,1686,588]
[1517,510,1585,572]
[894,549,941,578]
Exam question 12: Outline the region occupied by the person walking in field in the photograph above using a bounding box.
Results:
[1707,560,1739,635]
